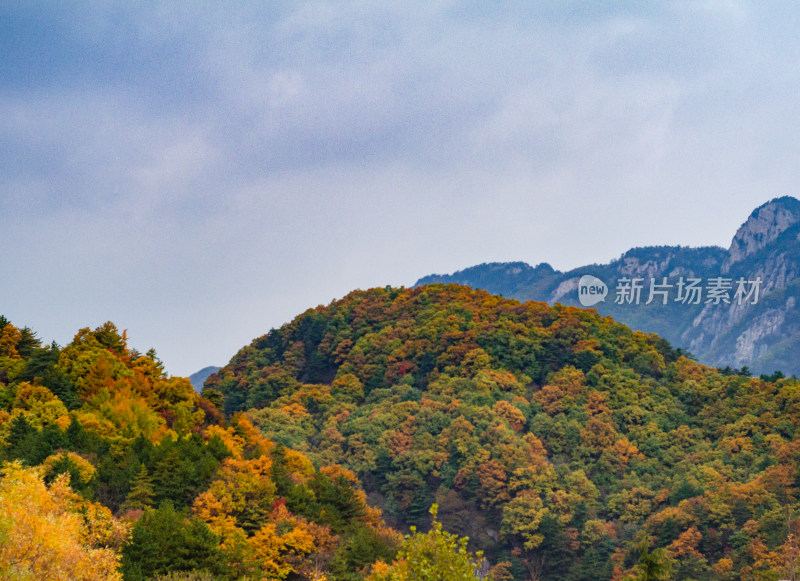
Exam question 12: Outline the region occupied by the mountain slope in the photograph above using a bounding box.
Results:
[206,284,800,580]
[0,318,399,580]
[415,196,800,376]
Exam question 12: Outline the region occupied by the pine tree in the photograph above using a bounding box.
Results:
[6,414,34,447]
[121,502,226,581]
[121,465,155,512]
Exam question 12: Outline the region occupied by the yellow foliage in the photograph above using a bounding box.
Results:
[280,402,310,418]
[152,377,195,408]
[0,357,25,384]
[331,373,364,401]
[283,449,315,483]
[666,526,703,559]
[0,461,125,580]
[492,400,526,431]
[474,369,525,396]
[79,501,130,550]
[645,506,694,534]
[368,561,391,577]
[60,346,132,400]
[11,383,69,429]
[13,382,58,410]
[320,464,359,485]
[73,411,119,439]
[205,424,246,458]
[81,385,165,441]
[192,456,276,541]
[581,519,612,546]
[713,557,734,578]
[129,355,164,384]
[42,452,96,486]
[233,414,274,457]
[501,490,548,549]
[249,505,316,579]
[609,438,645,469]
[192,487,242,546]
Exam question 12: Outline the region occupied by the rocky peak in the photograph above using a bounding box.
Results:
[726,196,800,267]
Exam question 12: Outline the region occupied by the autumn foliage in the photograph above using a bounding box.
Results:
[0,319,398,580]
[205,285,800,579]
[4,281,800,579]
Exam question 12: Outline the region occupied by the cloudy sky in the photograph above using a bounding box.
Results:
[2,1,799,376]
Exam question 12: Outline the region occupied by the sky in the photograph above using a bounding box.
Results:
[2,1,800,377]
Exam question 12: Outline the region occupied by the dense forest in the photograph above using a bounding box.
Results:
[3,283,800,579]
[206,285,800,580]
[0,316,465,580]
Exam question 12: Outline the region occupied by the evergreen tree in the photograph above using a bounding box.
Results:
[121,502,227,581]
[6,413,34,448]
[16,327,41,358]
[121,465,155,512]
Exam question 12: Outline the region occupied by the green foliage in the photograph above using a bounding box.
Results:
[120,465,155,512]
[121,502,228,581]
[18,343,80,409]
[0,319,413,580]
[329,524,400,580]
[368,504,488,581]
[6,290,800,579]
[150,572,217,581]
[634,537,673,581]
[207,285,800,580]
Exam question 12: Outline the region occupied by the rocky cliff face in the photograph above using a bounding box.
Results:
[415,197,800,376]
[725,197,800,269]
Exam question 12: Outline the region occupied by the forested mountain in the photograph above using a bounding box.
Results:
[0,318,426,580]
[416,196,800,377]
[205,285,800,580]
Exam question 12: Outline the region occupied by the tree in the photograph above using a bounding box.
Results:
[249,504,316,579]
[501,491,548,550]
[192,455,276,537]
[41,450,96,497]
[0,461,124,580]
[634,537,673,581]
[0,323,22,358]
[368,504,490,581]
[121,502,227,581]
[120,465,155,512]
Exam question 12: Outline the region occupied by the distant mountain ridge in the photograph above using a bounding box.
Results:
[416,196,800,376]
[189,365,221,392]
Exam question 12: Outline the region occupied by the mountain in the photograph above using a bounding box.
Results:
[189,365,221,392]
[0,319,400,579]
[415,196,800,377]
[205,284,800,579]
